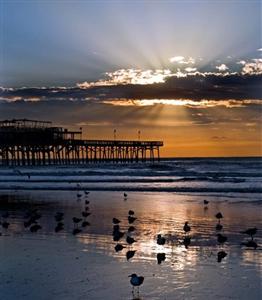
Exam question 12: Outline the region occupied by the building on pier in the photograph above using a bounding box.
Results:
[0,119,163,166]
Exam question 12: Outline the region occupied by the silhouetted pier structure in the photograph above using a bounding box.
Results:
[0,119,163,166]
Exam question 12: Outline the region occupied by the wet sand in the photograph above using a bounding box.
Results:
[0,191,261,300]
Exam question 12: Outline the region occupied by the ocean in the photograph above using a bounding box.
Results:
[0,157,261,196]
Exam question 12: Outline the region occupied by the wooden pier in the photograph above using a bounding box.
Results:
[0,119,163,166]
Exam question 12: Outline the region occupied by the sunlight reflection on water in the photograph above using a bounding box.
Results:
[0,190,261,300]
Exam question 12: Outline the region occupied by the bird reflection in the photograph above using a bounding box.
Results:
[126,250,136,261]
[157,252,166,264]
[183,236,191,249]
[217,251,227,262]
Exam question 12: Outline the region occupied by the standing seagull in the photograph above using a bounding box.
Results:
[157,234,166,245]
[240,228,257,240]
[128,273,144,296]
[203,199,209,210]
[215,212,223,230]
[128,216,137,224]
[183,222,191,234]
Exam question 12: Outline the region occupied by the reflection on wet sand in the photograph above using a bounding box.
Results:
[0,191,261,300]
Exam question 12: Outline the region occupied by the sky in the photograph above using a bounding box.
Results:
[0,0,261,157]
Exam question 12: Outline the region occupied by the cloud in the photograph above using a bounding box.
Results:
[0,72,261,104]
[169,56,195,64]
[211,136,228,140]
[216,64,229,72]
[237,60,246,65]
[241,59,262,75]
[77,69,173,88]
[257,48,262,52]
[185,67,197,72]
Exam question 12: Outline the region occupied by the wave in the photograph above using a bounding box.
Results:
[0,185,261,193]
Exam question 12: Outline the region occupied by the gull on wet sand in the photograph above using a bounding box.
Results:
[115,243,125,252]
[112,218,121,224]
[30,224,42,232]
[126,236,136,245]
[183,222,191,234]
[129,273,144,295]
[157,234,166,245]
[128,216,137,224]
[240,227,257,240]
[128,226,136,233]
[215,212,223,230]
[2,221,10,229]
[82,211,91,218]
[55,222,64,232]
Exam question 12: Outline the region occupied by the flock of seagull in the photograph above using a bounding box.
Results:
[0,192,259,298]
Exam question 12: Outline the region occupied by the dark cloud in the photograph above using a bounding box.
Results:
[0,74,261,102]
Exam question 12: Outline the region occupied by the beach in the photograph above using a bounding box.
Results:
[0,158,261,300]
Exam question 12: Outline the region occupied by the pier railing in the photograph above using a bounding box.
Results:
[0,139,163,166]
[0,119,163,166]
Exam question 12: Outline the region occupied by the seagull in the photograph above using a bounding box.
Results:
[203,200,209,205]
[215,212,223,230]
[157,253,166,264]
[215,212,223,222]
[113,230,125,242]
[2,221,10,229]
[128,226,136,233]
[112,218,121,224]
[72,217,82,229]
[55,222,64,232]
[114,243,125,252]
[126,236,136,245]
[30,224,42,232]
[126,250,136,261]
[85,200,90,205]
[183,222,191,234]
[128,216,137,224]
[128,273,144,295]
[217,251,227,262]
[24,220,33,228]
[124,193,128,198]
[82,221,90,227]
[157,234,166,245]
[84,191,90,195]
[82,211,91,218]
[77,192,82,198]
[217,233,227,244]
[240,228,257,240]
[72,228,82,235]
[128,210,135,215]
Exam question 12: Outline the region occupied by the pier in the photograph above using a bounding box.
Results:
[0,119,163,166]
